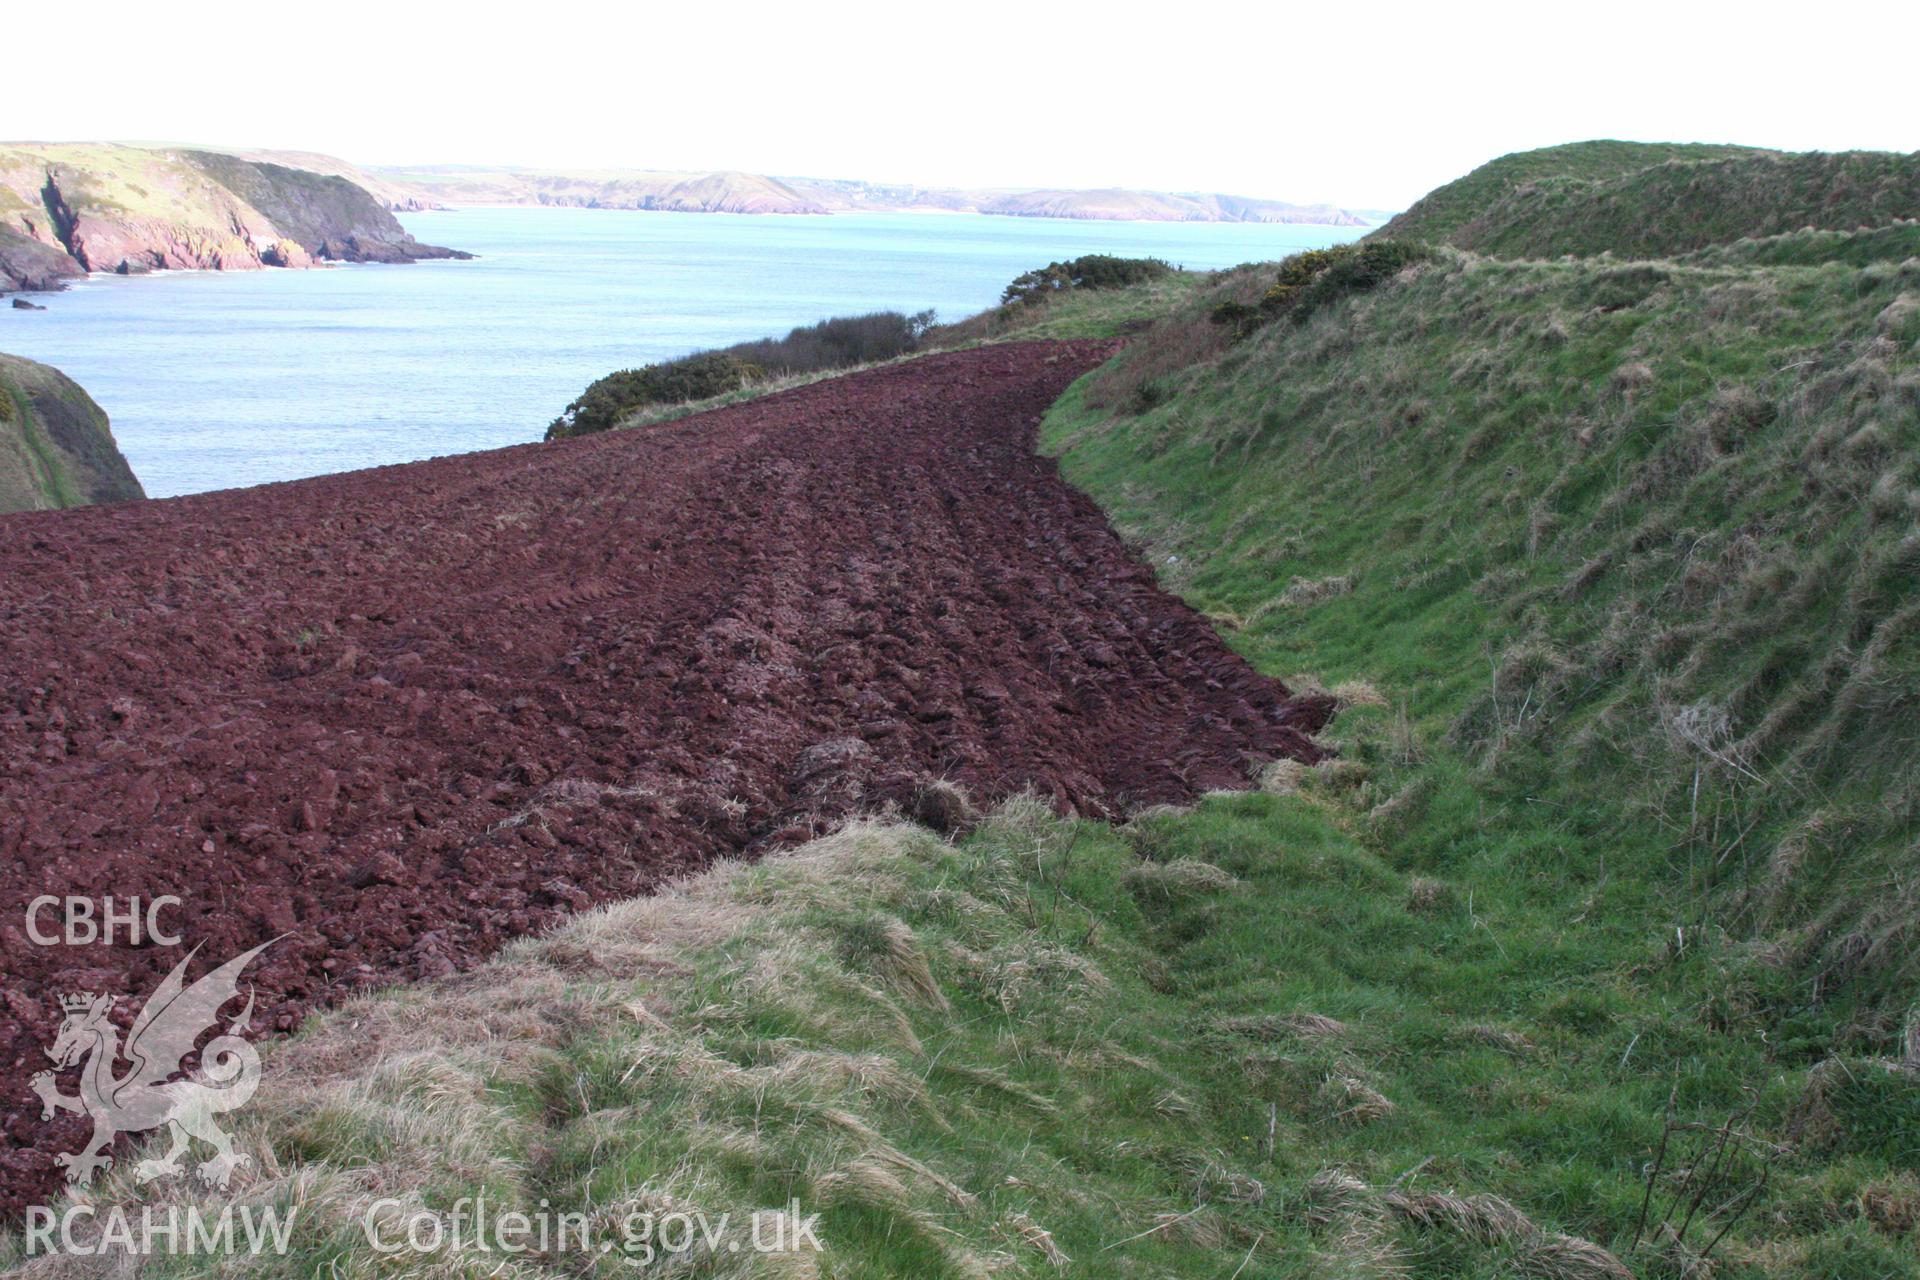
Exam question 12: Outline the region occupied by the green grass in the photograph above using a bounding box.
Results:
[1376,141,1773,245]
[926,269,1219,346]
[0,369,79,511]
[1047,247,1920,1010]
[1025,236,1920,1272]
[11,793,1914,1277]
[1680,222,1920,270]
[1418,151,1920,260]
[0,352,142,511]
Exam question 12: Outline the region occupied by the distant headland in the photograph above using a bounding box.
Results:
[363,163,1375,225]
[0,143,468,294]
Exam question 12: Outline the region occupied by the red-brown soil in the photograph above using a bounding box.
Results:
[0,341,1329,1213]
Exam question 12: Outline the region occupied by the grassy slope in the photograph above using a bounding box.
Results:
[0,143,254,231]
[925,271,1217,346]
[0,371,73,512]
[1443,152,1920,260]
[1031,239,1920,1274]
[11,793,1913,1278]
[0,804,1728,1280]
[0,144,452,274]
[180,152,403,250]
[1376,142,1772,245]
[0,353,143,512]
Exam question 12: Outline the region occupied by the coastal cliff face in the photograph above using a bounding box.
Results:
[0,144,468,292]
[0,224,82,291]
[0,353,144,512]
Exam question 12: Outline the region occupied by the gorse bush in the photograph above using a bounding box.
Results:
[1212,240,1433,336]
[548,309,937,438]
[1002,254,1174,306]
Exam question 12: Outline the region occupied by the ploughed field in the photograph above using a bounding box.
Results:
[0,341,1329,1212]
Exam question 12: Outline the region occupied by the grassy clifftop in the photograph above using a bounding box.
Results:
[1378,141,1920,262]
[1022,186,1920,1272]
[1438,151,1920,260]
[1377,141,1773,244]
[0,353,143,512]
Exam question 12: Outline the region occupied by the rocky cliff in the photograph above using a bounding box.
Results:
[0,353,144,512]
[0,144,468,292]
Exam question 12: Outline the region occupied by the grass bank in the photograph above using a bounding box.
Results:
[10,778,1914,1278]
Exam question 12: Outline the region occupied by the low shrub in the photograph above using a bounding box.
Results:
[548,352,760,438]
[1207,242,1433,340]
[1261,240,1433,323]
[731,310,937,375]
[1002,255,1174,306]
[1208,300,1262,331]
[548,309,936,438]
[1131,380,1172,414]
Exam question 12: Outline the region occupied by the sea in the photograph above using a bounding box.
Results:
[0,208,1367,498]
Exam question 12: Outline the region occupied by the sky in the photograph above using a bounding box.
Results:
[8,0,1917,212]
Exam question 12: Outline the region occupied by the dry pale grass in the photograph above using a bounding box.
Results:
[956,937,1112,1015]
[2,819,1008,1279]
[1123,857,1243,901]
[1006,1211,1071,1268]
[1317,1073,1397,1126]
[1331,679,1390,708]
[1276,573,1358,608]
[1300,1169,1632,1280]
[1259,758,1311,796]
[1213,1011,1352,1051]
[1405,875,1453,914]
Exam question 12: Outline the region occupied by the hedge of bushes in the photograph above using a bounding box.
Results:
[548,310,937,439]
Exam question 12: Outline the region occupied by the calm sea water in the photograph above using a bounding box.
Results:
[0,209,1366,498]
